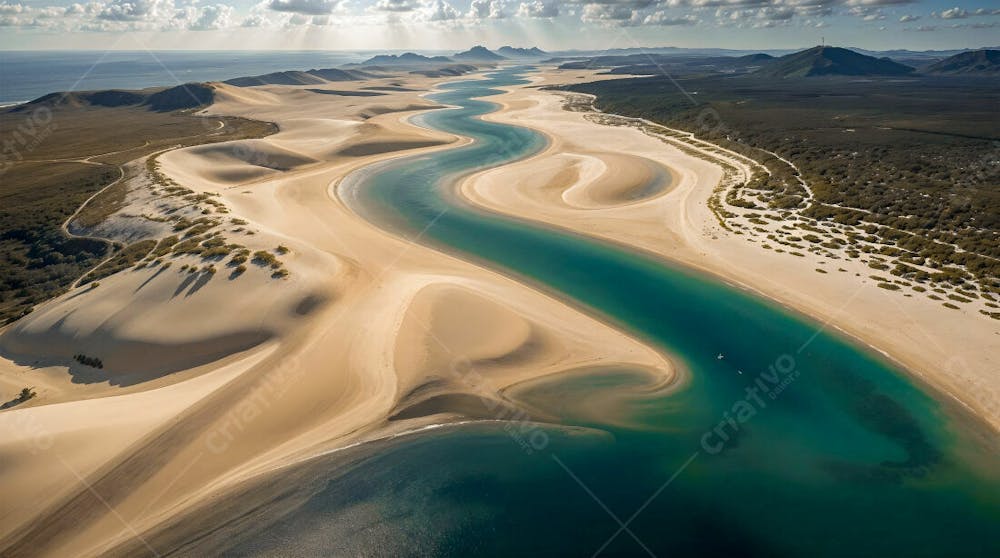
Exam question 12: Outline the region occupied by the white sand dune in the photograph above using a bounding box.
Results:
[466,69,1000,430]
[1,66,995,557]
[0,72,675,557]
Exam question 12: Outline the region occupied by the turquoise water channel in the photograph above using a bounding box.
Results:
[230,68,999,557]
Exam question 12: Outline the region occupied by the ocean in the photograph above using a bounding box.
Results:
[0,50,397,105]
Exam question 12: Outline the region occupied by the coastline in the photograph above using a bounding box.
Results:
[0,69,678,556]
[0,63,997,556]
[461,68,999,432]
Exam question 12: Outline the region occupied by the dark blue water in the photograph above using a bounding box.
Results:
[225,67,1000,557]
[0,51,388,104]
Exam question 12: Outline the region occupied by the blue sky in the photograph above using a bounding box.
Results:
[1,1,998,50]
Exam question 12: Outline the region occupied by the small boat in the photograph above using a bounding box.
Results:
[717,353,724,360]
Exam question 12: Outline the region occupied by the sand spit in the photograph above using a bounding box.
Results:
[0,73,674,556]
[464,68,999,430]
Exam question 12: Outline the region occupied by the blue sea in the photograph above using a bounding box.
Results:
[0,50,420,105]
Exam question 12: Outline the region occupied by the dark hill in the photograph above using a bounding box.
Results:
[755,46,915,77]
[497,46,547,58]
[359,53,452,66]
[453,46,506,61]
[409,64,478,78]
[16,83,215,113]
[925,49,1000,75]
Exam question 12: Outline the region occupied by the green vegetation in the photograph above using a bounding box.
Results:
[252,250,279,267]
[563,72,999,312]
[1,386,36,409]
[0,102,276,324]
[79,239,157,286]
[73,354,104,369]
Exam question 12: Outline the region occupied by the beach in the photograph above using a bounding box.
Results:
[0,65,997,556]
[466,68,1000,431]
[0,71,674,556]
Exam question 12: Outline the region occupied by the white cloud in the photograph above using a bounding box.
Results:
[425,0,459,20]
[933,6,1000,19]
[516,0,558,18]
[581,3,634,23]
[468,0,506,19]
[98,0,171,21]
[643,10,696,24]
[0,2,25,15]
[937,7,968,19]
[189,4,232,29]
[268,0,342,15]
[372,0,418,11]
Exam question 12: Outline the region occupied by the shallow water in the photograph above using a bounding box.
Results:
[229,67,999,557]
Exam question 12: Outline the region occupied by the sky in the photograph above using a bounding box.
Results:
[0,0,998,51]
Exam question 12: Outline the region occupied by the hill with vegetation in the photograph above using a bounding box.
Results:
[755,46,915,77]
[563,73,1000,309]
[497,46,547,58]
[925,49,1000,75]
[358,52,452,66]
[453,46,506,61]
[18,83,216,113]
[224,68,373,87]
[0,90,275,324]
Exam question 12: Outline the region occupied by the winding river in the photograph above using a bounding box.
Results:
[224,68,999,557]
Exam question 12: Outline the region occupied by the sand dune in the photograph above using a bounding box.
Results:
[466,69,1000,430]
[511,151,673,209]
[4,64,992,556]
[0,71,675,556]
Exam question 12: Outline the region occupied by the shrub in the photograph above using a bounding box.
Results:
[252,251,278,266]
[73,354,104,369]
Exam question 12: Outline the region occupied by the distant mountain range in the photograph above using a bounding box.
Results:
[224,68,375,87]
[561,52,774,73]
[16,83,216,112]
[453,46,506,61]
[925,49,1000,75]
[358,52,453,66]
[409,64,479,78]
[753,46,915,78]
[497,46,547,58]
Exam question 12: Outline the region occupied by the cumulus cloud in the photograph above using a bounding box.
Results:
[371,0,418,12]
[516,0,558,18]
[936,6,968,19]
[98,0,170,21]
[190,4,233,29]
[933,6,1000,19]
[468,0,506,19]
[581,2,636,24]
[643,10,696,24]
[425,0,459,20]
[4,0,997,35]
[268,0,342,15]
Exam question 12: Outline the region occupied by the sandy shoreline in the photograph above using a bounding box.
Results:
[0,64,996,556]
[463,68,999,431]
[0,70,676,556]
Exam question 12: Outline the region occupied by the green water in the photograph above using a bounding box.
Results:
[230,68,999,557]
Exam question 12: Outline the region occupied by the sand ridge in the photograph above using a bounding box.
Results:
[464,68,1000,431]
[0,71,677,556]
